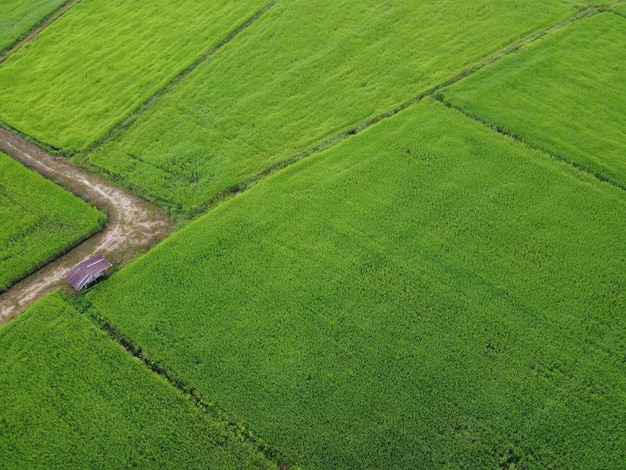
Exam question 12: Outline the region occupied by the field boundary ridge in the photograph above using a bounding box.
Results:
[0,0,83,64]
[83,0,279,155]
[433,95,626,194]
[429,2,624,94]
[69,295,294,469]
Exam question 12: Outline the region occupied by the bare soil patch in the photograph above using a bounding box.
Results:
[0,128,176,324]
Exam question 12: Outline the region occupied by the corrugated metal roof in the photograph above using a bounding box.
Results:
[66,255,112,291]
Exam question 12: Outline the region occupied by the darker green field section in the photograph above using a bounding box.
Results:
[89,100,626,468]
[0,0,67,53]
[0,152,104,292]
[0,293,276,469]
[88,0,587,215]
[0,0,268,151]
[440,13,626,189]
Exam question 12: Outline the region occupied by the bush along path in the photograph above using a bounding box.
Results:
[0,128,176,325]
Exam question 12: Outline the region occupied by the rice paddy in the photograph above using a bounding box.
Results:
[0,0,268,150]
[88,100,626,468]
[86,0,584,215]
[0,293,275,469]
[3,1,626,467]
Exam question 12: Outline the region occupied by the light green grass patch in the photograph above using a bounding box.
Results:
[0,293,276,469]
[615,4,626,17]
[0,152,104,292]
[0,0,268,151]
[89,99,626,468]
[0,0,67,53]
[440,13,626,188]
[88,0,586,215]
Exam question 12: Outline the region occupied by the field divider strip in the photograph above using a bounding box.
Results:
[0,0,83,64]
[428,3,621,95]
[184,4,618,219]
[83,0,278,155]
[69,295,291,469]
[432,94,626,193]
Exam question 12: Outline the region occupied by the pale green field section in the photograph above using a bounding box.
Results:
[616,4,626,17]
[0,0,268,151]
[0,293,276,469]
[0,0,67,52]
[88,0,592,215]
[440,13,626,188]
[89,100,626,468]
[0,152,104,292]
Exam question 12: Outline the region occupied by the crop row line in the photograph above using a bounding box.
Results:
[0,0,83,65]
[69,295,291,469]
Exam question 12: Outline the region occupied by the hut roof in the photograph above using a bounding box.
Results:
[66,255,112,291]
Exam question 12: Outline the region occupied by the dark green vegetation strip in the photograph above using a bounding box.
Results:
[0,152,104,292]
[0,0,68,53]
[440,13,626,191]
[0,0,268,151]
[88,0,588,215]
[0,293,276,469]
[89,100,626,468]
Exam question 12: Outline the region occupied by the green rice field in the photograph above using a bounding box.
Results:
[2,1,626,468]
[440,13,626,189]
[0,0,267,150]
[0,0,67,53]
[0,293,275,469]
[0,152,104,292]
[89,100,626,468]
[86,0,586,214]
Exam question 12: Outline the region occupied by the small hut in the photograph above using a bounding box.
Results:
[66,255,112,292]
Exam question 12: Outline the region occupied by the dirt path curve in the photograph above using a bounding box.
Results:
[0,128,176,325]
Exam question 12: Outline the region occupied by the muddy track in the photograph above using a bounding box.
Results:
[0,129,176,325]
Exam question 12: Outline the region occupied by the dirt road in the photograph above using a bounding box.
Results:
[0,128,176,324]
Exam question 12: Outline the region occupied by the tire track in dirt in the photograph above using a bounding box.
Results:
[0,128,176,325]
[0,0,83,64]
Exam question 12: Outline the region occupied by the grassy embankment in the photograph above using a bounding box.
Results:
[85,0,591,215]
[0,0,67,53]
[0,152,105,292]
[439,12,626,189]
[89,100,626,468]
[0,293,277,469]
[0,0,268,151]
